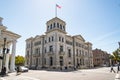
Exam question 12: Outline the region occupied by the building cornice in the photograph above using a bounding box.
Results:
[45,28,67,34]
[46,17,66,25]
[2,30,21,39]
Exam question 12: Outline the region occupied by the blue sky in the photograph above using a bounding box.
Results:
[0,0,120,56]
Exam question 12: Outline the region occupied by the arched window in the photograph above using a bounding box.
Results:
[60,24,62,29]
[54,23,56,28]
[63,26,65,31]
[47,26,49,31]
[50,24,52,29]
[57,23,59,28]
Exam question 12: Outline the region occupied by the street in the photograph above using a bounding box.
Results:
[0,67,119,80]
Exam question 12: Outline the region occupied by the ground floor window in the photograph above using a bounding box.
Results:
[60,56,63,66]
[50,57,53,66]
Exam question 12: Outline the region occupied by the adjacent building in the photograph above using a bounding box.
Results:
[92,48,110,67]
[0,17,21,72]
[25,17,93,70]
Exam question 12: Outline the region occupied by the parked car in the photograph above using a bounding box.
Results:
[20,66,29,72]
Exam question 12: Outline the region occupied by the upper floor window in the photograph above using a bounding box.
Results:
[49,45,53,52]
[62,38,64,42]
[34,41,41,46]
[79,44,81,47]
[82,51,84,56]
[76,49,78,56]
[60,24,62,29]
[60,45,63,52]
[66,40,72,45]
[50,24,52,29]
[76,42,79,47]
[27,43,30,48]
[79,50,81,56]
[54,23,56,28]
[59,37,61,41]
[52,36,54,41]
[44,47,46,53]
[47,26,49,30]
[49,37,51,42]
[57,23,59,28]
[63,26,65,31]
[27,51,29,57]
[68,49,71,57]
[35,48,39,54]
[45,40,47,44]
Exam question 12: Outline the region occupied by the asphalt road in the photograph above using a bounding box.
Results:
[0,67,119,80]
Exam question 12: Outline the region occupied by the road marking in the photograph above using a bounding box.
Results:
[16,76,40,80]
[115,74,120,80]
[0,76,40,80]
[0,78,6,80]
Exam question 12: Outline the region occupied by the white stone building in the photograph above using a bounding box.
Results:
[25,17,93,70]
[0,17,21,72]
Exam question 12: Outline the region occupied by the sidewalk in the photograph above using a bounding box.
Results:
[0,72,16,80]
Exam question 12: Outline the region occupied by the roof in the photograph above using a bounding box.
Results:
[73,35,85,42]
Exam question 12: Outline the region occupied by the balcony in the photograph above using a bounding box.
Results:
[47,51,54,56]
[59,51,65,55]
[33,54,40,57]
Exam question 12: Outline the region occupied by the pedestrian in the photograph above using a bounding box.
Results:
[110,65,115,73]
[3,67,6,76]
[1,67,4,77]
[117,64,119,73]
[16,66,21,75]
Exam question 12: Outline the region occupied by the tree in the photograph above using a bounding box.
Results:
[15,55,25,66]
[113,49,120,62]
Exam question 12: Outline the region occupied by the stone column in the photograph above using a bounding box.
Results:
[10,40,17,72]
[0,47,2,72]
[5,43,10,73]
[5,53,10,73]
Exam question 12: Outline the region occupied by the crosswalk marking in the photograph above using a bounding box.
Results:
[0,76,40,80]
[115,74,120,80]
[17,76,40,80]
[0,78,6,80]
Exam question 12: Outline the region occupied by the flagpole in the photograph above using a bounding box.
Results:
[55,4,57,17]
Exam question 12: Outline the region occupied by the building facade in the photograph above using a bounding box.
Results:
[25,17,93,70]
[0,17,21,72]
[92,48,110,67]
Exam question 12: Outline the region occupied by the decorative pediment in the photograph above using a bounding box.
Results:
[46,17,66,25]
[34,35,40,39]
[73,35,85,42]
